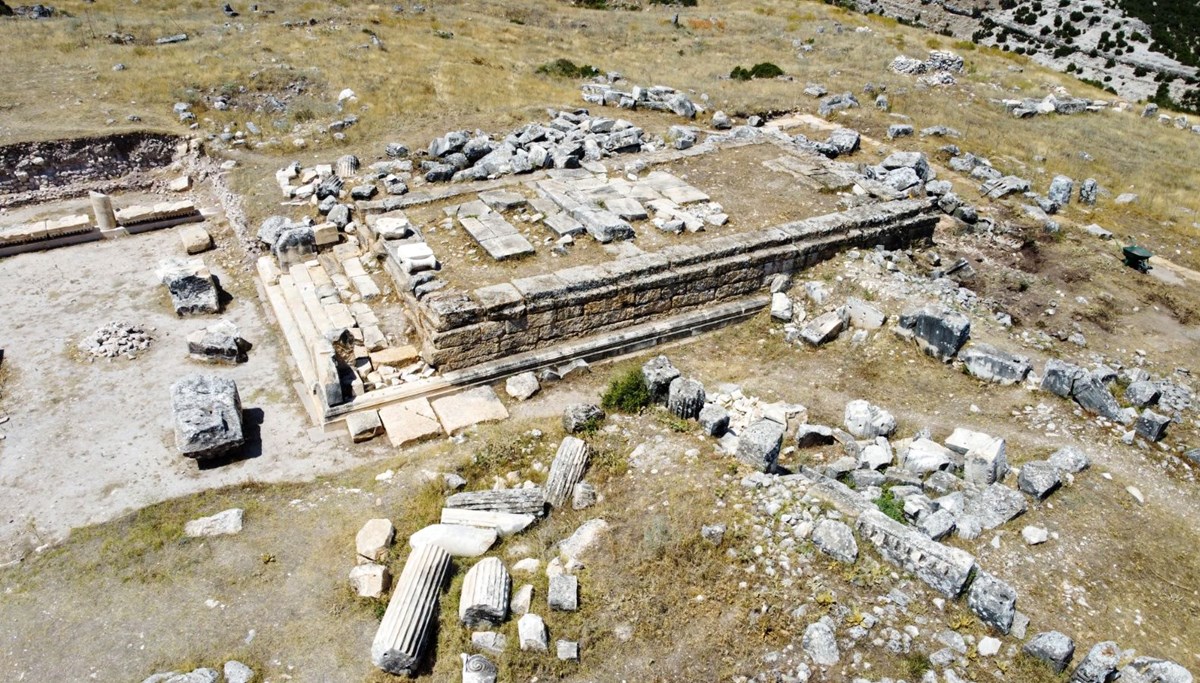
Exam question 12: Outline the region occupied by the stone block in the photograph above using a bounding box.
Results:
[431,386,510,434]
[170,374,244,460]
[548,574,578,611]
[346,410,383,443]
[379,398,444,448]
[180,225,212,254]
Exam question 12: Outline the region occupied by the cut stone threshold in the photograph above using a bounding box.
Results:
[323,294,768,427]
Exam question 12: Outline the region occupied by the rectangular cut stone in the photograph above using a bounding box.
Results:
[370,345,420,367]
[461,214,535,260]
[856,509,976,598]
[430,386,510,434]
[379,398,444,447]
[662,184,710,205]
[605,196,648,220]
[543,212,586,237]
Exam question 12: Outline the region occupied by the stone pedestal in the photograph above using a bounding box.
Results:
[90,191,127,238]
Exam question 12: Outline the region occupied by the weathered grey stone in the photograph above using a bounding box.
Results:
[272,225,316,268]
[1018,460,1061,499]
[460,557,511,627]
[903,438,954,474]
[924,470,964,496]
[1119,657,1194,683]
[954,431,1008,486]
[771,292,793,321]
[860,441,893,470]
[471,631,508,655]
[827,127,861,154]
[548,574,579,611]
[818,92,860,117]
[917,508,956,540]
[557,640,580,662]
[843,400,897,439]
[445,488,546,516]
[969,483,1027,529]
[170,374,244,460]
[812,519,858,563]
[1072,373,1125,422]
[887,123,914,140]
[712,111,733,129]
[1079,178,1099,205]
[223,661,254,683]
[897,305,970,361]
[571,482,597,510]
[1048,445,1090,473]
[158,259,220,316]
[186,320,247,364]
[461,654,498,683]
[346,410,383,443]
[356,518,396,563]
[509,584,533,616]
[795,424,835,448]
[1041,358,1086,397]
[518,613,549,652]
[642,355,680,403]
[504,372,542,398]
[1072,641,1121,683]
[968,571,1017,633]
[667,377,706,420]
[562,403,604,433]
[803,618,840,666]
[981,175,1032,199]
[701,523,726,545]
[857,509,976,597]
[371,543,452,676]
[559,518,609,563]
[409,524,497,557]
[961,343,1031,385]
[798,309,846,346]
[184,508,244,537]
[544,436,591,509]
[349,562,390,598]
[699,403,730,437]
[735,419,785,472]
[1048,175,1074,207]
[844,297,886,329]
[164,669,219,683]
[1125,380,1161,408]
[1135,409,1171,442]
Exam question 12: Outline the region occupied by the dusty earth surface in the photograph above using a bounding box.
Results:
[0,209,391,565]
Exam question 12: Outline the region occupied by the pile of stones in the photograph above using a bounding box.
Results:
[1000,93,1101,118]
[580,82,701,118]
[78,321,153,359]
[889,50,964,86]
[421,108,651,184]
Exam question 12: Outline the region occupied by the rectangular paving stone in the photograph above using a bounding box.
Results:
[431,386,510,434]
[379,398,444,448]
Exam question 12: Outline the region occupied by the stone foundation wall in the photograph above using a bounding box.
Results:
[0,132,182,203]
[413,199,938,371]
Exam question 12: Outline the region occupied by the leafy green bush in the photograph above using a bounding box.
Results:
[730,62,784,81]
[601,367,651,413]
[875,487,906,523]
[536,58,602,79]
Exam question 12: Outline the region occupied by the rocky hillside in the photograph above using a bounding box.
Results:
[835,0,1200,110]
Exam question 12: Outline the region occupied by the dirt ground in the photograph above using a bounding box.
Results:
[0,211,393,565]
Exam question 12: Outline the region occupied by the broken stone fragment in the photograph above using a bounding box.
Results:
[158,258,220,316]
[186,320,248,363]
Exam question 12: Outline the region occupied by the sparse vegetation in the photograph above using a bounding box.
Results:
[730,62,784,80]
[601,366,652,413]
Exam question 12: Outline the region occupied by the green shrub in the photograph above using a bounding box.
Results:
[601,367,651,413]
[730,62,784,80]
[536,58,602,79]
[875,487,906,523]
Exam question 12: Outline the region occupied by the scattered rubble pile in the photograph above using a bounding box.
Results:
[580,82,701,118]
[358,434,600,676]
[140,660,256,683]
[78,321,153,359]
[634,354,1193,682]
[889,50,964,86]
[1000,93,1103,118]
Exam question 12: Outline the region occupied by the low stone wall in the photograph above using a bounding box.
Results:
[0,131,182,204]
[412,199,938,371]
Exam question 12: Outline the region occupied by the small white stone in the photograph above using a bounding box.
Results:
[978,636,1001,656]
[1126,486,1145,504]
[1022,525,1049,545]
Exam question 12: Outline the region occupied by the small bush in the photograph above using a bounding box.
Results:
[536,58,602,79]
[730,62,784,80]
[875,487,905,523]
[601,367,651,413]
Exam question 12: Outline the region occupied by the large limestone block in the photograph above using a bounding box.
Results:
[445,488,547,516]
[642,355,680,403]
[440,508,535,537]
[518,614,549,652]
[856,509,976,597]
[183,508,244,537]
[158,258,220,316]
[350,563,391,598]
[735,419,785,472]
[897,305,970,361]
[170,374,244,460]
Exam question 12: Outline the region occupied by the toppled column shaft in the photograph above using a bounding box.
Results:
[543,436,590,509]
[371,543,452,676]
